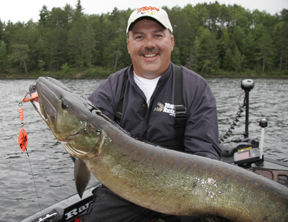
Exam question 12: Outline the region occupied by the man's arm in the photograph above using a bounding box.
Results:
[88,78,116,120]
[182,70,221,160]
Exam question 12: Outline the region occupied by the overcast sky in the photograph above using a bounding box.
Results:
[1,0,287,24]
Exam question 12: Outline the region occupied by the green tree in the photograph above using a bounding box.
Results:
[92,14,112,67]
[222,48,233,71]
[82,16,96,70]
[0,40,8,73]
[0,20,4,41]
[43,5,71,71]
[230,26,245,50]
[100,8,130,70]
[171,46,181,65]
[233,5,252,31]
[241,33,257,70]
[218,4,232,37]
[68,0,87,71]
[219,28,234,70]
[274,9,288,71]
[197,28,219,73]
[110,8,128,70]
[10,44,29,75]
[194,3,210,28]
[232,46,245,72]
[206,1,221,31]
[39,5,49,27]
[167,6,197,65]
[257,33,275,73]
[185,36,201,70]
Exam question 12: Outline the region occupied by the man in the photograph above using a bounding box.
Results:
[82,6,221,222]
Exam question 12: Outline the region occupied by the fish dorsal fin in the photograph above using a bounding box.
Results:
[74,158,91,198]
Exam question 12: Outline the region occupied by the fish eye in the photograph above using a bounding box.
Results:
[62,100,70,109]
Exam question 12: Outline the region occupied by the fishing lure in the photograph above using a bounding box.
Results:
[18,92,38,152]
[18,106,28,152]
[18,91,42,213]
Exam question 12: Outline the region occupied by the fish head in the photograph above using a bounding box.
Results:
[29,77,102,157]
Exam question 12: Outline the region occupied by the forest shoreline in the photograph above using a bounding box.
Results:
[2,68,288,80]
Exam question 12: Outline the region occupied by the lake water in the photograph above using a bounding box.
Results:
[0,78,287,221]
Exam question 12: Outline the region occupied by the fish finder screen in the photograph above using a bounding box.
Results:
[237,150,250,160]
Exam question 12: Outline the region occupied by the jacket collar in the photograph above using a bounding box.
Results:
[127,62,174,86]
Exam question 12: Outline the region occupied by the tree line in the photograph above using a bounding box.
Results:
[0,0,287,77]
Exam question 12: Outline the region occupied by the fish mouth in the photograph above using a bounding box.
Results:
[63,132,81,141]
[28,79,60,122]
[28,84,48,121]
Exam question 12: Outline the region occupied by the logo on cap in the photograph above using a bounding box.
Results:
[137,6,160,15]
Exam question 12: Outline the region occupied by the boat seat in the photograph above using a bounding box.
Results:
[253,168,288,187]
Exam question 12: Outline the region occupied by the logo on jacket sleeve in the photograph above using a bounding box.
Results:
[154,102,175,117]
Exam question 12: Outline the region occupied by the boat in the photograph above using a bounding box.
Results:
[20,79,288,222]
[220,79,288,187]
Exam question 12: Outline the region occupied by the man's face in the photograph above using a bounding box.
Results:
[127,19,174,79]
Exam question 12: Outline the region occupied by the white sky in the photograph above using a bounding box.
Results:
[1,0,287,24]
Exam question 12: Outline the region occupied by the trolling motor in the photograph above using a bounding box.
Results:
[241,79,254,138]
[220,79,268,168]
[219,79,254,143]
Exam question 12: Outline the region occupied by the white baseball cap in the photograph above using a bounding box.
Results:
[126,6,173,34]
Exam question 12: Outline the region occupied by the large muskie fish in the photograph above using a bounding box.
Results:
[29,77,288,222]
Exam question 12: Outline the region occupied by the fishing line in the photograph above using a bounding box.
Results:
[18,92,42,214]
[26,149,43,213]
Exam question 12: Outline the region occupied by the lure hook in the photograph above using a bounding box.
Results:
[19,91,30,107]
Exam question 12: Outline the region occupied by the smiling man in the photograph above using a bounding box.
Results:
[84,6,221,222]
[127,15,174,79]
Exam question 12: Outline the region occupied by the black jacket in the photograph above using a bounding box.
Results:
[88,63,221,160]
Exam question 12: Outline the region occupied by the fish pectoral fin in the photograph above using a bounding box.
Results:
[74,158,91,198]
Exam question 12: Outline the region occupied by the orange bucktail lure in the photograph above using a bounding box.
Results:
[18,91,42,212]
[18,92,38,152]
[18,107,28,152]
